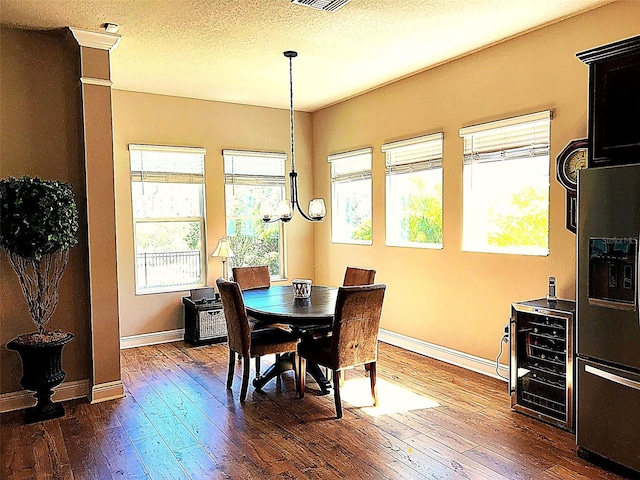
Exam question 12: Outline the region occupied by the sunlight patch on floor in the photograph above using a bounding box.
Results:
[340,377,440,416]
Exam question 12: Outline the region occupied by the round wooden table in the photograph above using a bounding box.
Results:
[243,285,337,393]
[243,285,337,324]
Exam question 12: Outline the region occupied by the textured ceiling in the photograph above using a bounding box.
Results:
[0,0,614,111]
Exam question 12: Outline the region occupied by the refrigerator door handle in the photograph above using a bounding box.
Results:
[585,364,640,391]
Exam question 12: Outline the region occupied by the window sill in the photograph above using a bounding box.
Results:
[385,242,443,250]
[136,283,205,296]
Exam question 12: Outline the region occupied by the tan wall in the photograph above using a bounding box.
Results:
[0,27,91,393]
[112,91,317,337]
[311,1,640,362]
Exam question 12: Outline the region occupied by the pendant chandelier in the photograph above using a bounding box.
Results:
[262,51,326,223]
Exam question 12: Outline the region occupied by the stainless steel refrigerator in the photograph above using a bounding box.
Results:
[577,163,640,473]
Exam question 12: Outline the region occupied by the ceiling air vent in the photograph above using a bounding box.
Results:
[291,0,352,13]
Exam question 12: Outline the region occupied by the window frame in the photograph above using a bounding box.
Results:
[222,149,287,280]
[459,110,551,256]
[328,147,373,245]
[382,132,444,249]
[129,144,207,295]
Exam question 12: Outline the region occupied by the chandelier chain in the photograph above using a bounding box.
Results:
[289,54,295,172]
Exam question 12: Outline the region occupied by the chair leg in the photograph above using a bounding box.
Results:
[369,362,378,406]
[333,369,343,418]
[227,349,236,389]
[255,356,261,379]
[240,357,250,402]
[297,356,306,399]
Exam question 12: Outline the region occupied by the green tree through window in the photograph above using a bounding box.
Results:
[402,180,442,244]
[488,186,548,248]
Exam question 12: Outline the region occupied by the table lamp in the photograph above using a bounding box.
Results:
[212,238,234,280]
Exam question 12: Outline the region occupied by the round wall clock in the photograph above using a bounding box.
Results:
[556,139,588,192]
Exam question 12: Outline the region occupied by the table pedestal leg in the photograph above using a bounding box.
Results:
[306,362,331,394]
[252,353,331,394]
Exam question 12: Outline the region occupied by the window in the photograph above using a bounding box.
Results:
[223,150,286,277]
[129,144,206,294]
[328,148,372,244]
[383,133,443,248]
[460,110,551,255]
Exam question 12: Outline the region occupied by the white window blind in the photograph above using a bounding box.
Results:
[382,132,443,174]
[129,144,206,183]
[223,150,286,186]
[328,147,372,183]
[460,110,551,164]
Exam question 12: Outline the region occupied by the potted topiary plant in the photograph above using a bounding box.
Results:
[1,175,79,423]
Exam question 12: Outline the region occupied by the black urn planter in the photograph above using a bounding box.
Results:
[7,332,74,424]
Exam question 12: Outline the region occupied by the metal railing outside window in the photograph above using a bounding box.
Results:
[135,251,201,289]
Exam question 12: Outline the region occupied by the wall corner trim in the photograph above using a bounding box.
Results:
[69,27,121,51]
[90,380,125,404]
[378,329,508,381]
[80,77,113,87]
[0,379,90,414]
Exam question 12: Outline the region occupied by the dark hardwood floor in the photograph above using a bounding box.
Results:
[1,341,635,479]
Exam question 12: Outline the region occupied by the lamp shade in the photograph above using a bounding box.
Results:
[212,238,234,258]
[276,199,293,221]
[308,198,326,220]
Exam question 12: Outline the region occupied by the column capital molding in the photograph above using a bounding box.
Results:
[69,27,120,51]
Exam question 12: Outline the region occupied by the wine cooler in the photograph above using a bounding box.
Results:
[510,298,576,431]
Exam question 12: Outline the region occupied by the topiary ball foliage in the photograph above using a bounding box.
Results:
[0,176,79,261]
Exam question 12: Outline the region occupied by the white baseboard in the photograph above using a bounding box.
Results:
[0,379,90,414]
[91,380,125,404]
[119,328,509,381]
[120,328,184,349]
[379,329,509,381]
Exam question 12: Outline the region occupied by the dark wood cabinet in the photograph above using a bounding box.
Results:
[182,296,227,345]
[577,35,640,168]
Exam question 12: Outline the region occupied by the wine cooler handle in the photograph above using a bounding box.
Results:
[585,364,640,392]
[509,317,516,395]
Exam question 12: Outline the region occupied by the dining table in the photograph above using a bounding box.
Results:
[242,284,338,393]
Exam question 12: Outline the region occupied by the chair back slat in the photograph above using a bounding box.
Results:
[331,284,386,368]
[232,266,271,290]
[343,266,376,286]
[216,278,251,357]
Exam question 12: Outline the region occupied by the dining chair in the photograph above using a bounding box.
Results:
[231,265,271,291]
[304,265,377,359]
[216,278,300,402]
[297,283,386,418]
[342,266,377,376]
[343,266,376,287]
[231,265,281,379]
